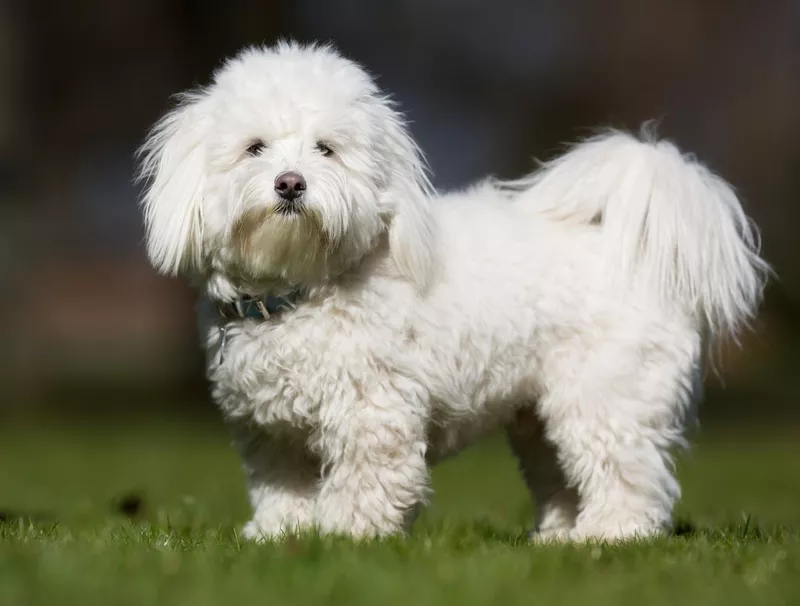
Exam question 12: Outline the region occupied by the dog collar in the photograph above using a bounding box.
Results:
[216,292,302,321]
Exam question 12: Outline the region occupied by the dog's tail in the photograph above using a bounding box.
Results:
[503,129,770,342]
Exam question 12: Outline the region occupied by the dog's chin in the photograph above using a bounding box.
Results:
[231,205,330,284]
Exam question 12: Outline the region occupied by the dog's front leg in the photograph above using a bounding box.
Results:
[311,384,430,539]
[229,421,321,542]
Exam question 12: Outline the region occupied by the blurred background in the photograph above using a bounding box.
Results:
[2,0,799,426]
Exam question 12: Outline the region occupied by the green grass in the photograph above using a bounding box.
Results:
[0,418,799,605]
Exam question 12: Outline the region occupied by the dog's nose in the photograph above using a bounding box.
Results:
[274,171,307,200]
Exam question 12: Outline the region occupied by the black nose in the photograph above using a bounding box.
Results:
[274,171,307,200]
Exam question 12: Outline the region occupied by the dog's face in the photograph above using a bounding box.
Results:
[139,43,436,297]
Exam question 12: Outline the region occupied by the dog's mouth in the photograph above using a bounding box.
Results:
[232,203,304,242]
[229,201,332,286]
[275,201,303,216]
[231,203,328,253]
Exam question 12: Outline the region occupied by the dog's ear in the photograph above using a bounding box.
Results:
[137,92,210,276]
[380,111,438,292]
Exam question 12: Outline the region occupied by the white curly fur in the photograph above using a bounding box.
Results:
[139,42,769,542]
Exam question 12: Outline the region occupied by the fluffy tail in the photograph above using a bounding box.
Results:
[504,129,770,342]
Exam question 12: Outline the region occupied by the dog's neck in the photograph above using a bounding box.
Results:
[202,269,310,319]
[204,233,392,323]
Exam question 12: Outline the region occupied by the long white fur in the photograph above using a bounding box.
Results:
[502,130,769,340]
[139,42,769,542]
[138,92,211,276]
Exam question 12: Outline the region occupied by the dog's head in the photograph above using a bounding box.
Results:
[138,42,436,296]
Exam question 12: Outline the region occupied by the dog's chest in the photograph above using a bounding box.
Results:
[207,319,335,430]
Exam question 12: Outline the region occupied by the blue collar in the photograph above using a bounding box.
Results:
[217,291,304,320]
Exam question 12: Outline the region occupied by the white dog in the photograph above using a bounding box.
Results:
[138,42,768,542]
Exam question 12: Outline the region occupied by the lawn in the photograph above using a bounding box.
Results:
[0,417,798,605]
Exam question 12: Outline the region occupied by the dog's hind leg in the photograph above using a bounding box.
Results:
[536,325,699,542]
[507,408,579,541]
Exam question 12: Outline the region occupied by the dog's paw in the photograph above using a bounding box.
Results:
[528,528,573,545]
[529,520,665,545]
[241,520,281,543]
[240,519,309,543]
[560,524,665,544]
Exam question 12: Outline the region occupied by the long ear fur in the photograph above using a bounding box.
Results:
[380,107,438,291]
[137,92,210,276]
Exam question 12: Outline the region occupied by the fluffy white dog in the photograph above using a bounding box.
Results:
[139,42,768,542]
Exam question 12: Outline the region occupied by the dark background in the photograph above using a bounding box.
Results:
[2,0,799,427]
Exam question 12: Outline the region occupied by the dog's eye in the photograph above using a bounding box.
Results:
[246,140,266,156]
[315,142,334,157]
